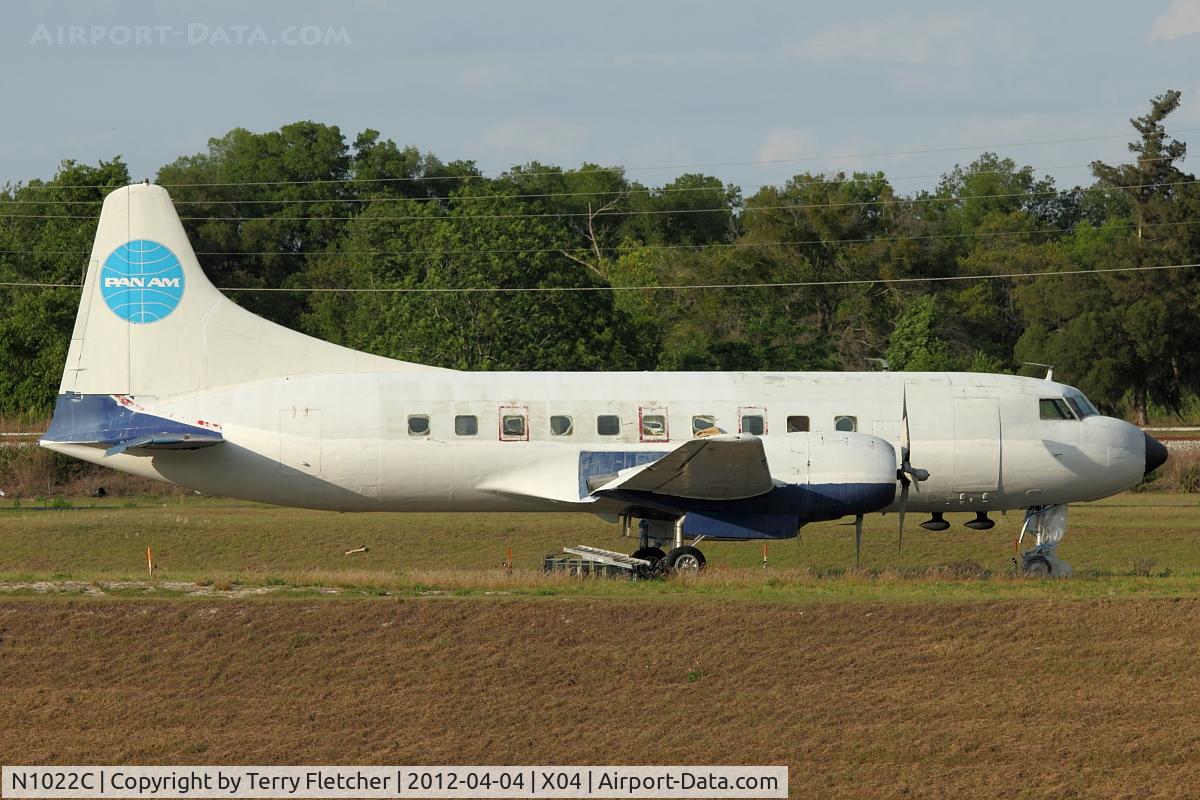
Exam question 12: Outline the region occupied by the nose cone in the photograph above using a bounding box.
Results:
[1144,432,1169,476]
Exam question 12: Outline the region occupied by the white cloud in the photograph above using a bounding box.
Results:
[755,128,816,163]
[478,118,588,162]
[1150,0,1200,42]
[753,130,883,176]
[612,50,754,68]
[787,13,975,66]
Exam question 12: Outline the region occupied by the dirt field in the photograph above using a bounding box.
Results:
[2,597,1198,799]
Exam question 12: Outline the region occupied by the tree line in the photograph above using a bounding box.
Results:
[2,91,1198,424]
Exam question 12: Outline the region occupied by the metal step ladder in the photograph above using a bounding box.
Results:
[543,545,651,578]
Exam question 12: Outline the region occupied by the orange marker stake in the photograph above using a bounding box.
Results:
[146,545,154,576]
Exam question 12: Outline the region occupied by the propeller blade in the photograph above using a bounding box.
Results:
[898,384,929,489]
[854,514,863,568]
[897,482,908,554]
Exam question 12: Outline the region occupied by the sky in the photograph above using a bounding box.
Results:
[2,0,1200,194]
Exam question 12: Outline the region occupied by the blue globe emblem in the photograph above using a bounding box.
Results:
[100,240,186,324]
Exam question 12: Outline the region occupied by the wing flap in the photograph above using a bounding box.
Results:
[592,434,773,501]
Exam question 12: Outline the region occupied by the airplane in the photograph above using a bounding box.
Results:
[40,182,1169,576]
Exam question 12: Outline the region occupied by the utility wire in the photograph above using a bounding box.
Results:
[4,261,1198,294]
[6,127,1198,191]
[5,156,1186,206]
[1,219,1196,260]
[2,178,1197,223]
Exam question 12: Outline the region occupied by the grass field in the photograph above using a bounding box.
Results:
[3,598,1200,799]
[3,494,1200,799]
[1,492,1199,600]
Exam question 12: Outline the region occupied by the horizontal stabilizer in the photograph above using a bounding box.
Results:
[104,432,224,457]
[591,433,773,501]
[43,394,224,458]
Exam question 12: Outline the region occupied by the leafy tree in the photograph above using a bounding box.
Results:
[1017,91,1200,422]
[0,158,131,416]
[300,188,642,370]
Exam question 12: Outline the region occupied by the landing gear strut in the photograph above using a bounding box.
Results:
[631,515,707,574]
[1017,505,1072,578]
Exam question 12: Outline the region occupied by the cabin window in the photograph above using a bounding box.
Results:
[834,415,857,432]
[741,415,765,436]
[597,415,621,436]
[407,415,430,436]
[550,415,574,436]
[786,415,810,432]
[1040,398,1075,420]
[692,415,717,435]
[641,414,667,441]
[501,414,527,439]
[454,415,478,436]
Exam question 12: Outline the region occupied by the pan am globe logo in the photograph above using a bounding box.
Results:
[100,239,186,323]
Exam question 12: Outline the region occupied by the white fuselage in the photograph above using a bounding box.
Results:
[47,370,1148,516]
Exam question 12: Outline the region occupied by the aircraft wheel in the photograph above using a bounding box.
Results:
[1023,556,1052,577]
[664,545,706,574]
[631,546,666,565]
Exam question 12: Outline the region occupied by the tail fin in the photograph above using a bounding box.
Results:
[61,182,436,400]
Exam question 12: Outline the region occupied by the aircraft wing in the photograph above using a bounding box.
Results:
[590,434,773,501]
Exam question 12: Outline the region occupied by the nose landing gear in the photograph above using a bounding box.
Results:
[1017,505,1072,578]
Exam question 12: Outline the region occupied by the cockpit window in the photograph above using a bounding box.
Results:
[1039,398,1076,420]
[1066,393,1099,419]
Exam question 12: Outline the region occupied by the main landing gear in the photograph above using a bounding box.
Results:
[628,515,707,575]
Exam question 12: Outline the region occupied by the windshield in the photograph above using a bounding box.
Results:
[1064,393,1099,419]
[1040,398,1076,420]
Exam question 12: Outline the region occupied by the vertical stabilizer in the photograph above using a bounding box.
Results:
[60,182,439,401]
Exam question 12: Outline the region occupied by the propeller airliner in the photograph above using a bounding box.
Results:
[40,183,1169,575]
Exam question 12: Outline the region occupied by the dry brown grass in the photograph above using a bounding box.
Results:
[0,444,183,499]
[1,598,1199,799]
[1140,448,1200,493]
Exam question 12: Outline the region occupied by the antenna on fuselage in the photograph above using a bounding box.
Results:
[1023,362,1055,381]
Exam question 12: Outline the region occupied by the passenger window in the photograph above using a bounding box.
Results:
[454,415,478,436]
[550,415,573,436]
[741,415,765,436]
[641,414,667,441]
[692,415,717,435]
[834,415,857,432]
[786,415,810,432]
[407,415,430,436]
[501,414,527,440]
[1039,399,1075,420]
[597,415,621,436]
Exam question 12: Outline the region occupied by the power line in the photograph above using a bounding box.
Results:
[2,177,1195,223]
[5,156,1186,207]
[6,127,1198,192]
[1,218,1196,260]
[4,261,1198,294]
